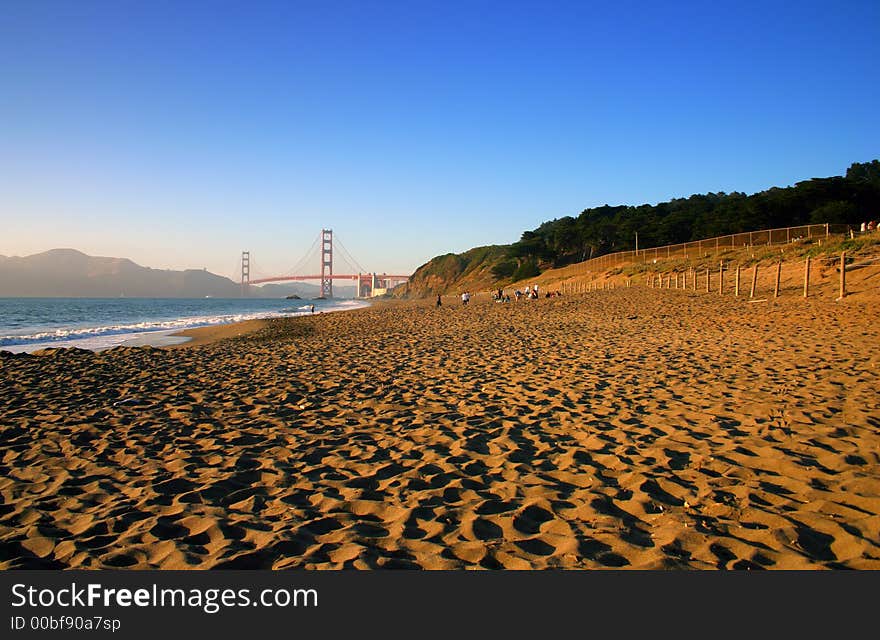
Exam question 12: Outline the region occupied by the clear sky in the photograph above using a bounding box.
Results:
[1,0,878,279]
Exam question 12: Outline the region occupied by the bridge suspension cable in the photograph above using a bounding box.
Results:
[249,255,268,280]
[334,233,368,274]
[285,231,322,277]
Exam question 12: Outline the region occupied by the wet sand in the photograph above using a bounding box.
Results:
[167,319,269,349]
[1,288,878,569]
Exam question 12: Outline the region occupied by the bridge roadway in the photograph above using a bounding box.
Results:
[248,274,410,285]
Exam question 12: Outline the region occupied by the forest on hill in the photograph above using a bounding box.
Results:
[403,160,880,297]
[495,160,880,278]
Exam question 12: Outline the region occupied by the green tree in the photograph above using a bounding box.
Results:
[512,258,540,281]
[491,259,518,279]
[809,200,857,224]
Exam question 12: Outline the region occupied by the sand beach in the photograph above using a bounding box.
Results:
[1,285,878,570]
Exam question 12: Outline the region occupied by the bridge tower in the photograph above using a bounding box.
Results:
[321,229,333,298]
[240,251,250,297]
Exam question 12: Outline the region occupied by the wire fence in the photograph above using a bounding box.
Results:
[560,223,849,276]
[559,251,880,301]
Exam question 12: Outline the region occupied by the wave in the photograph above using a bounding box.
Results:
[0,298,371,351]
[0,311,284,347]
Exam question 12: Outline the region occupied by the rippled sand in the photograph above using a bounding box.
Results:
[1,286,878,569]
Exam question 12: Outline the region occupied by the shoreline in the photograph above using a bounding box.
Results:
[0,298,372,354]
[164,318,270,349]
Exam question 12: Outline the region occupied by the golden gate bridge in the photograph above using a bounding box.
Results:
[239,229,410,298]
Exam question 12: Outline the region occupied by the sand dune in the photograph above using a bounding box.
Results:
[1,286,878,569]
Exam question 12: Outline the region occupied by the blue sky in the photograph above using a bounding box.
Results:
[1,0,878,279]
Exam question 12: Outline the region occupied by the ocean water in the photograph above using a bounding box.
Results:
[0,297,368,353]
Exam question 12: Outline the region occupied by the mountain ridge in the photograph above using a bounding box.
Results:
[0,248,353,298]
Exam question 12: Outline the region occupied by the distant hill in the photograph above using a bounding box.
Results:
[399,159,880,297]
[0,249,353,298]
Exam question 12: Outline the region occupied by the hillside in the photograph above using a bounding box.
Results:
[399,160,880,298]
[0,249,351,298]
[514,230,880,300]
[396,245,508,298]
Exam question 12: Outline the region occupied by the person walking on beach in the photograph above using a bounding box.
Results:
[436,294,442,308]
[310,304,315,313]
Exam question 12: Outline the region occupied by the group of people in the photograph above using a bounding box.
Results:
[435,284,564,308]
[514,285,540,300]
[512,285,565,300]
[859,221,878,233]
[502,285,564,301]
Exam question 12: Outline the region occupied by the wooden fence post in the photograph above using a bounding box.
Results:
[719,261,724,295]
[750,264,758,298]
[692,268,696,291]
[838,251,846,300]
[735,265,741,296]
[803,256,811,298]
[774,262,781,298]
[705,268,710,293]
